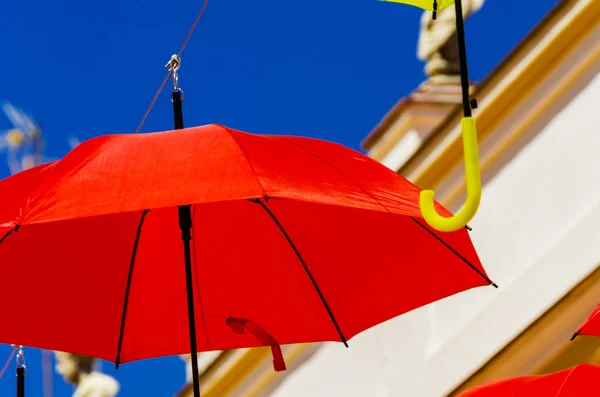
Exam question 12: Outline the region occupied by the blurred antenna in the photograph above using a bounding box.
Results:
[42,350,53,397]
[1,102,82,175]
[0,101,44,174]
[2,102,37,133]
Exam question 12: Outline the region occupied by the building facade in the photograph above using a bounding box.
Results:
[178,0,600,395]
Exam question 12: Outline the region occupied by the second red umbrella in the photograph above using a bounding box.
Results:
[0,94,494,396]
[572,302,600,340]
[457,364,600,396]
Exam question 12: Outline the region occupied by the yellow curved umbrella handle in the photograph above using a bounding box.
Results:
[419,116,481,232]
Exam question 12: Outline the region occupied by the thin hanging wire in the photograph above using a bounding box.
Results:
[133,73,172,134]
[134,0,210,134]
[0,346,17,380]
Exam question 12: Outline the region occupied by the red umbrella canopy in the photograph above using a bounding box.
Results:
[0,124,493,365]
[457,364,600,396]
[572,302,600,340]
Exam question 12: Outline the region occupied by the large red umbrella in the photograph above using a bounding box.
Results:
[572,303,600,340]
[457,364,600,396]
[0,93,494,396]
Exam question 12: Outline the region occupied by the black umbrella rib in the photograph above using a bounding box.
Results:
[0,229,14,245]
[409,216,497,288]
[249,199,349,347]
[115,209,150,369]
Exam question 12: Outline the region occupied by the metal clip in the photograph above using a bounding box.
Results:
[165,54,184,101]
[11,345,26,372]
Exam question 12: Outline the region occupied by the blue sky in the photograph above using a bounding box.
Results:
[0,0,559,395]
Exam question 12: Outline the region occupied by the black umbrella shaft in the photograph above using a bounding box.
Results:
[454,0,472,118]
[16,367,25,397]
[173,91,185,130]
[173,91,201,397]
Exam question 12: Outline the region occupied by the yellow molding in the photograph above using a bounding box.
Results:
[448,264,600,395]
[368,100,460,162]
[175,351,231,397]
[403,0,599,191]
[245,344,317,397]
[441,36,600,209]
[196,344,319,397]
[200,348,271,397]
[369,115,414,162]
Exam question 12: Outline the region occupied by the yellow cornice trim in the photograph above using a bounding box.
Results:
[402,0,599,191]
[369,115,414,162]
[200,348,271,397]
[245,344,317,397]
[441,35,599,209]
[448,264,600,395]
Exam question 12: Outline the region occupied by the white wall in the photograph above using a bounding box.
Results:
[268,72,600,396]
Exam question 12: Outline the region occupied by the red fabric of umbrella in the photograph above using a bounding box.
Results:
[457,364,600,396]
[572,302,600,340]
[0,123,493,372]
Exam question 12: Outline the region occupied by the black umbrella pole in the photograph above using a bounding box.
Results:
[172,90,185,130]
[16,367,25,397]
[172,90,201,397]
[453,0,472,118]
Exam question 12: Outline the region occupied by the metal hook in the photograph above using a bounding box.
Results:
[165,54,184,102]
[165,54,181,90]
[11,345,26,371]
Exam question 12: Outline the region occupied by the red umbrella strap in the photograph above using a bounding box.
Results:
[226,317,286,372]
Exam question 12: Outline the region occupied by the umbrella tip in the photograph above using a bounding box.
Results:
[491,282,499,289]
[570,332,580,341]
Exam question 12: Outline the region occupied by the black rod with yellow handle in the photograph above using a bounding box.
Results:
[381,0,482,232]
